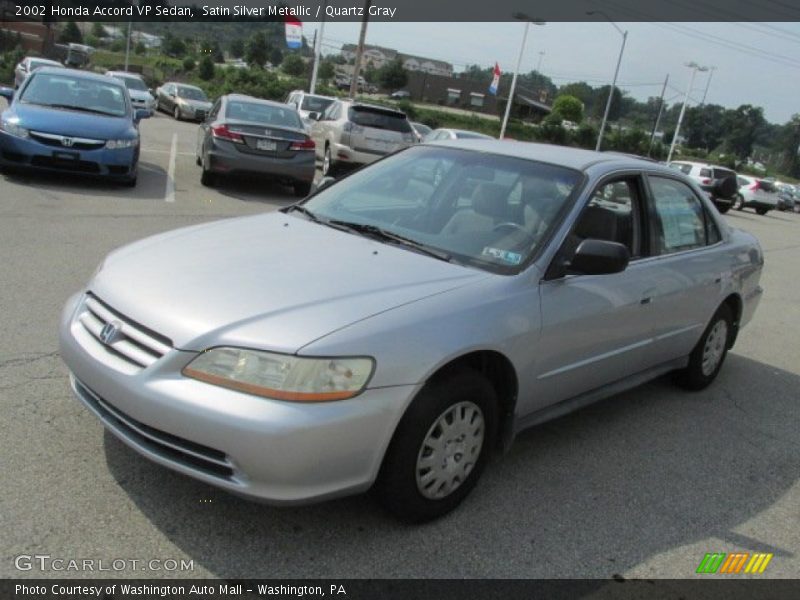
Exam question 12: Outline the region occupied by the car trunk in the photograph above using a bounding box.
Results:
[346,106,413,156]
[226,121,309,159]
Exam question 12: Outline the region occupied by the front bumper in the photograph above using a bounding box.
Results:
[0,131,137,180]
[207,138,315,184]
[59,293,417,504]
[178,104,209,121]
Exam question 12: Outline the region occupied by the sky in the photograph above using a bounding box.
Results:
[308,21,800,124]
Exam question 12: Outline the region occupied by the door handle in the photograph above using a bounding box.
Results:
[640,297,652,305]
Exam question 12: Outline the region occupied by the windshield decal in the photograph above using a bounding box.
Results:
[482,247,522,265]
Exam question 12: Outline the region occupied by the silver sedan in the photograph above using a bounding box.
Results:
[59,141,763,522]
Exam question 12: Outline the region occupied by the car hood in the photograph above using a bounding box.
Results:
[10,103,133,138]
[90,212,489,352]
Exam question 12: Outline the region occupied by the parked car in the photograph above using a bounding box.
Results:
[155,82,212,121]
[0,68,149,186]
[309,100,415,176]
[59,141,763,521]
[410,121,432,143]
[14,57,63,89]
[195,94,315,196]
[105,71,156,115]
[775,183,797,212]
[733,175,779,215]
[668,161,738,213]
[284,90,335,128]
[425,128,494,142]
[389,90,411,100]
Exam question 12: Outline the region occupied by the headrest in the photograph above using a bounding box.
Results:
[471,182,509,219]
[575,205,619,242]
[522,177,560,203]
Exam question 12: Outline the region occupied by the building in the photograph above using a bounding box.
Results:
[341,43,452,77]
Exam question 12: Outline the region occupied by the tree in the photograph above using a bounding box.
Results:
[182,57,195,71]
[135,41,146,55]
[198,55,215,80]
[269,47,283,67]
[378,58,407,90]
[59,21,83,44]
[245,32,267,67]
[163,33,186,57]
[90,22,106,39]
[318,60,335,82]
[592,85,623,121]
[229,39,245,59]
[552,95,584,124]
[281,53,305,77]
[722,104,767,160]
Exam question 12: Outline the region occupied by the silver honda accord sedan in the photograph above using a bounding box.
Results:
[59,141,764,521]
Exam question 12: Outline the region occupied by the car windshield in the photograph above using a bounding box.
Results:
[455,131,492,139]
[302,146,582,274]
[20,72,128,117]
[29,60,61,71]
[119,76,148,92]
[177,86,207,101]
[413,122,432,135]
[300,95,334,112]
[225,101,302,128]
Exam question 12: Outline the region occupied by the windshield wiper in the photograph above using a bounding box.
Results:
[328,220,452,262]
[38,103,118,117]
[283,204,321,222]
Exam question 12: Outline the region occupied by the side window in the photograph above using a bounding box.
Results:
[208,99,221,121]
[648,176,711,254]
[571,178,641,258]
[699,167,712,178]
[321,102,338,121]
[678,164,692,175]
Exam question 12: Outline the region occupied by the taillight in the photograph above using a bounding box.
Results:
[701,178,711,184]
[750,181,760,191]
[289,138,315,151]
[211,124,244,144]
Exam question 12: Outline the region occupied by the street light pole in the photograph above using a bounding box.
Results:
[589,11,627,151]
[536,51,545,73]
[499,14,544,140]
[667,61,708,163]
[700,66,716,106]
[309,0,328,94]
[124,20,132,71]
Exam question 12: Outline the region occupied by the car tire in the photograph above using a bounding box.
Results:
[200,153,215,187]
[173,106,181,121]
[376,369,498,523]
[293,181,312,197]
[716,202,731,214]
[322,145,335,177]
[733,194,745,211]
[756,207,769,215]
[675,304,733,391]
[121,175,137,188]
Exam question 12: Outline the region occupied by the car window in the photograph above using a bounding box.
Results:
[321,101,338,121]
[648,177,712,254]
[348,106,412,133]
[225,101,302,128]
[177,86,207,101]
[20,72,128,117]
[303,146,581,274]
[699,168,712,178]
[670,163,692,175]
[300,95,334,113]
[712,168,735,180]
[737,176,749,187]
[119,77,148,92]
[208,99,221,121]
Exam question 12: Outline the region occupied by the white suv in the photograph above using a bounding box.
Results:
[668,161,738,213]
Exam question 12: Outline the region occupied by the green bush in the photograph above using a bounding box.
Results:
[183,57,196,72]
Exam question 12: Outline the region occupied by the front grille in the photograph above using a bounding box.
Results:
[31,156,100,173]
[30,131,105,151]
[107,165,129,175]
[77,294,172,369]
[73,378,234,480]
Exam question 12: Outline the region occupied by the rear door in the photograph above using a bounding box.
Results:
[347,106,414,156]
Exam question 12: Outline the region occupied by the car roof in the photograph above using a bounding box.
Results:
[34,66,122,83]
[671,160,733,170]
[426,139,680,173]
[169,82,202,90]
[344,100,406,115]
[27,57,62,64]
[107,71,144,79]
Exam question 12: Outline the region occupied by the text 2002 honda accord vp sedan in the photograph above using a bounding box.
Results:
[60,142,763,521]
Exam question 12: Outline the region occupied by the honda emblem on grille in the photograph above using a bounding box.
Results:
[264,129,272,137]
[99,320,122,345]
[61,137,74,147]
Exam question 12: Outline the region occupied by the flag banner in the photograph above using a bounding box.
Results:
[285,16,303,49]
[489,62,501,95]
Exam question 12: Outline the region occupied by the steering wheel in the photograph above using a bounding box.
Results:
[492,221,536,241]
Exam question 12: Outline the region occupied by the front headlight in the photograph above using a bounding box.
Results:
[183,347,375,402]
[0,119,29,139]
[106,138,139,149]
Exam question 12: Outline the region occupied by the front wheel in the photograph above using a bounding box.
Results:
[377,369,497,522]
[675,304,733,390]
[173,106,181,121]
[716,201,731,214]
[733,194,745,211]
[755,207,769,215]
[321,146,335,177]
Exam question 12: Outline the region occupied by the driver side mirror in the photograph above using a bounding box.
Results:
[0,87,14,102]
[133,108,151,123]
[168,91,176,98]
[568,239,630,276]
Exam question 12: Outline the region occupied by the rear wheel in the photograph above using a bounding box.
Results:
[675,304,733,390]
[733,194,745,211]
[322,145,335,177]
[377,369,497,522]
[200,153,215,187]
[121,175,137,188]
[756,207,769,215]
[293,181,312,197]
[716,201,731,214]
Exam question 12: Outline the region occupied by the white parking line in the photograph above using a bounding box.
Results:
[165,133,177,203]
[142,148,195,156]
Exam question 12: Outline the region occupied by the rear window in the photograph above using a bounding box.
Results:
[225,101,302,129]
[300,95,334,113]
[699,168,712,178]
[712,168,735,179]
[759,180,777,193]
[670,163,692,175]
[348,107,412,133]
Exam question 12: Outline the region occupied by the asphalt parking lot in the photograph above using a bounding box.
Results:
[1,109,799,580]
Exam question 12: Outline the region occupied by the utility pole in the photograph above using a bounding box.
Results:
[700,66,716,106]
[499,14,545,140]
[536,51,545,73]
[667,61,708,163]
[309,0,327,94]
[648,73,669,156]
[349,0,371,99]
[124,20,132,71]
